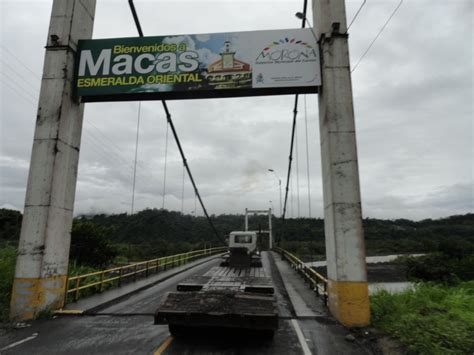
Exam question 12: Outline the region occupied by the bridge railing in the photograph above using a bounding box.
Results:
[65,246,227,304]
[274,247,328,305]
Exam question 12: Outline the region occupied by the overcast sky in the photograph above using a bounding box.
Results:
[0,0,472,220]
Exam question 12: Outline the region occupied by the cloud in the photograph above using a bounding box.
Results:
[163,35,196,50]
[0,0,472,221]
[196,47,220,67]
[195,34,210,42]
[363,183,473,220]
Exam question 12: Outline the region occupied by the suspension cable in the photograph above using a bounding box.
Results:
[127,0,224,245]
[162,101,224,245]
[162,119,169,209]
[289,174,292,218]
[128,0,143,215]
[282,94,299,220]
[194,193,197,216]
[303,95,312,217]
[130,101,141,215]
[351,0,403,72]
[181,163,185,214]
[347,0,367,32]
[295,117,301,218]
[128,0,144,37]
[300,0,308,28]
[281,0,308,221]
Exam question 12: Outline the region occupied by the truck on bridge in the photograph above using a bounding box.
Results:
[154,231,279,337]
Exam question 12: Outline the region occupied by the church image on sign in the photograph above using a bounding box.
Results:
[205,41,252,89]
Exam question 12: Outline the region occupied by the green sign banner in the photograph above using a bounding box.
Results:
[75,28,321,102]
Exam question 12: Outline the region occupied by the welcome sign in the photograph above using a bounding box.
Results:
[75,28,321,102]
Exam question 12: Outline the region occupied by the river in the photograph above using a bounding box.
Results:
[305,254,424,294]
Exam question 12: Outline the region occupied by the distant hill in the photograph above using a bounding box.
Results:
[1,208,473,259]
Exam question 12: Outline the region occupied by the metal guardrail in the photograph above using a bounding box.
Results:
[274,247,328,305]
[65,246,227,304]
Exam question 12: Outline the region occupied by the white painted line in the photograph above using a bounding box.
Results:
[0,332,38,352]
[291,319,312,355]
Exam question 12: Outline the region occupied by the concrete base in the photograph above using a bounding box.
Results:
[10,275,67,321]
[327,279,370,327]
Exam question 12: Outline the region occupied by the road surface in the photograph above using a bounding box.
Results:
[0,252,373,354]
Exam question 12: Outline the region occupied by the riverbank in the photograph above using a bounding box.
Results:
[313,261,409,283]
[371,281,474,354]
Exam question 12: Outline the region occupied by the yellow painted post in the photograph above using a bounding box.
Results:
[63,277,70,306]
[99,271,104,293]
[74,278,80,302]
[118,268,123,287]
[324,283,328,306]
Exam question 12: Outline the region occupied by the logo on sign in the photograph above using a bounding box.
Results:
[256,37,318,64]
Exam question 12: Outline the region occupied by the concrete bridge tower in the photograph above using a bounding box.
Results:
[9,0,96,320]
[313,0,370,326]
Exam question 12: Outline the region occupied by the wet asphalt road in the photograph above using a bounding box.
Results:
[0,253,373,355]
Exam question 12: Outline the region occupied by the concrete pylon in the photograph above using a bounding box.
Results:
[10,0,96,321]
[313,0,370,327]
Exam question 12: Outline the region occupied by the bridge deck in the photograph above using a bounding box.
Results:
[0,252,373,355]
[177,265,272,292]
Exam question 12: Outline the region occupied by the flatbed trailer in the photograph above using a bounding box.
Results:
[154,264,279,336]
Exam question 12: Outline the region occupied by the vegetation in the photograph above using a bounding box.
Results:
[65,262,108,303]
[70,221,117,267]
[0,244,16,322]
[372,237,474,354]
[0,210,21,321]
[371,282,474,354]
[80,210,474,261]
[1,208,473,324]
[400,253,474,285]
[0,209,21,244]
[2,209,473,263]
[393,237,474,284]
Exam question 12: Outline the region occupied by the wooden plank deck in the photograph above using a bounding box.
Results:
[179,266,273,293]
[155,265,278,330]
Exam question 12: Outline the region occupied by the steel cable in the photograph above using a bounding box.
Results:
[351,0,404,72]
[127,0,224,245]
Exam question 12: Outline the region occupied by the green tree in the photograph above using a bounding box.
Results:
[70,222,117,267]
[0,245,16,321]
[438,239,474,258]
[0,209,22,242]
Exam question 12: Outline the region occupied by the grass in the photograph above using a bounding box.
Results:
[65,262,109,303]
[371,281,474,354]
[0,244,16,322]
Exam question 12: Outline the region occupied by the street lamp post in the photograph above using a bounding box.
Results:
[295,12,320,43]
[268,169,282,217]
